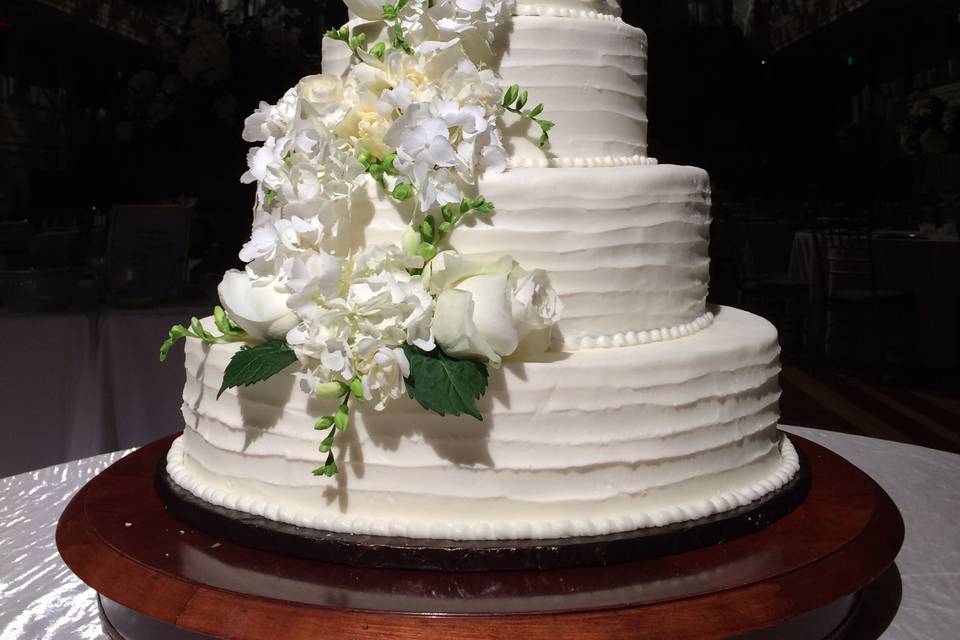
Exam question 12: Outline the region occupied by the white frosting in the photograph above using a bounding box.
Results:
[514,6,621,20]
[560,310,715,351]
[168,307,798,541]
[354,164,712,347]
[495,15,648,163]
[508,154,658,169]
[514,0,622,17]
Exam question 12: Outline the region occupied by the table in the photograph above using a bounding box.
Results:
[1,427,958,639]
[789,231,960,369]
[0,304,208,478]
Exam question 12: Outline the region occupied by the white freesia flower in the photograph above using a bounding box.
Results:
[356,340,411,410]
[425,252,563,365]
[218,270,299,341]
[242,87,298,142]
[344,0,386,21]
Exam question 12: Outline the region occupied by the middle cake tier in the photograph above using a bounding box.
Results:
[353,164,713,350]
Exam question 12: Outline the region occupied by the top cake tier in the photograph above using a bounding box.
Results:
[325,6,647,166]
[494,13,647,165]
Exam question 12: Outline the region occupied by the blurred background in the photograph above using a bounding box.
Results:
[1,0,958,476]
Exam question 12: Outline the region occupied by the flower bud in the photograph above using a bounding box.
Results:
[402,227,422,256]
[335,405,350,431]
[314,381,349,398]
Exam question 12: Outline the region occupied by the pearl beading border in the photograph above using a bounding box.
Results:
[166,435,799,541]
[558,310,716,351]
[508,154,658,169]
[515,6,622,21]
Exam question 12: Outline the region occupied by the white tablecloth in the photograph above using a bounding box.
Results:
[1,427,957,640]
[0,305,208,478]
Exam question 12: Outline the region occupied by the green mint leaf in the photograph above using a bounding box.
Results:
[403,344,489,421]
[218,340,298,399]
[503,84,520,107]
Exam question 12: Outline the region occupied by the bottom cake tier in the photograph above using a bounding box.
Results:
[167,306,799,541]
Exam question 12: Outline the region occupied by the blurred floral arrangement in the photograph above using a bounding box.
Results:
[119,0,321,142]
[900,94,960,156]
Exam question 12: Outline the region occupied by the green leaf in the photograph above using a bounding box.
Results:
[315,416,335,430]
[218,340,298,399]
[403,344,489,421]
[370,41,386,60]
[503,84,520,107]
[528,104,544,118]
[476,200,495,214]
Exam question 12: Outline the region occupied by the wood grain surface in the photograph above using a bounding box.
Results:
[57,434,904,640]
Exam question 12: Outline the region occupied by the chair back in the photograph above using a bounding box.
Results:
[105,201,195,305]
[810,218,878,300]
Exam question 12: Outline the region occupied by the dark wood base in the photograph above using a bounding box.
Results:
[155,443,811,572]
[58,433,904,640]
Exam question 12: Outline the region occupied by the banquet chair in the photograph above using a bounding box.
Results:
[737,218,809,357]
[809,220,915,372]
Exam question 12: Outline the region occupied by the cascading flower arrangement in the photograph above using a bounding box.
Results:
[161,0,562,476]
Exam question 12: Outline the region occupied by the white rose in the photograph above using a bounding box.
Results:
[425,252,562,365]
[218,270,299,341]
[296,74,348,129]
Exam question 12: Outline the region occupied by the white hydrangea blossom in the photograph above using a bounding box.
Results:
[284,245,434,407]
[229,0,531,418]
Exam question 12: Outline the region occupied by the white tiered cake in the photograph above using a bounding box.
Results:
[166,0,799,541]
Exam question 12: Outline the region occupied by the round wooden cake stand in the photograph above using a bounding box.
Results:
[57,434,903,640]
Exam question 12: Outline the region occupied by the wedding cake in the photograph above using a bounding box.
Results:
[163,0,799,541]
